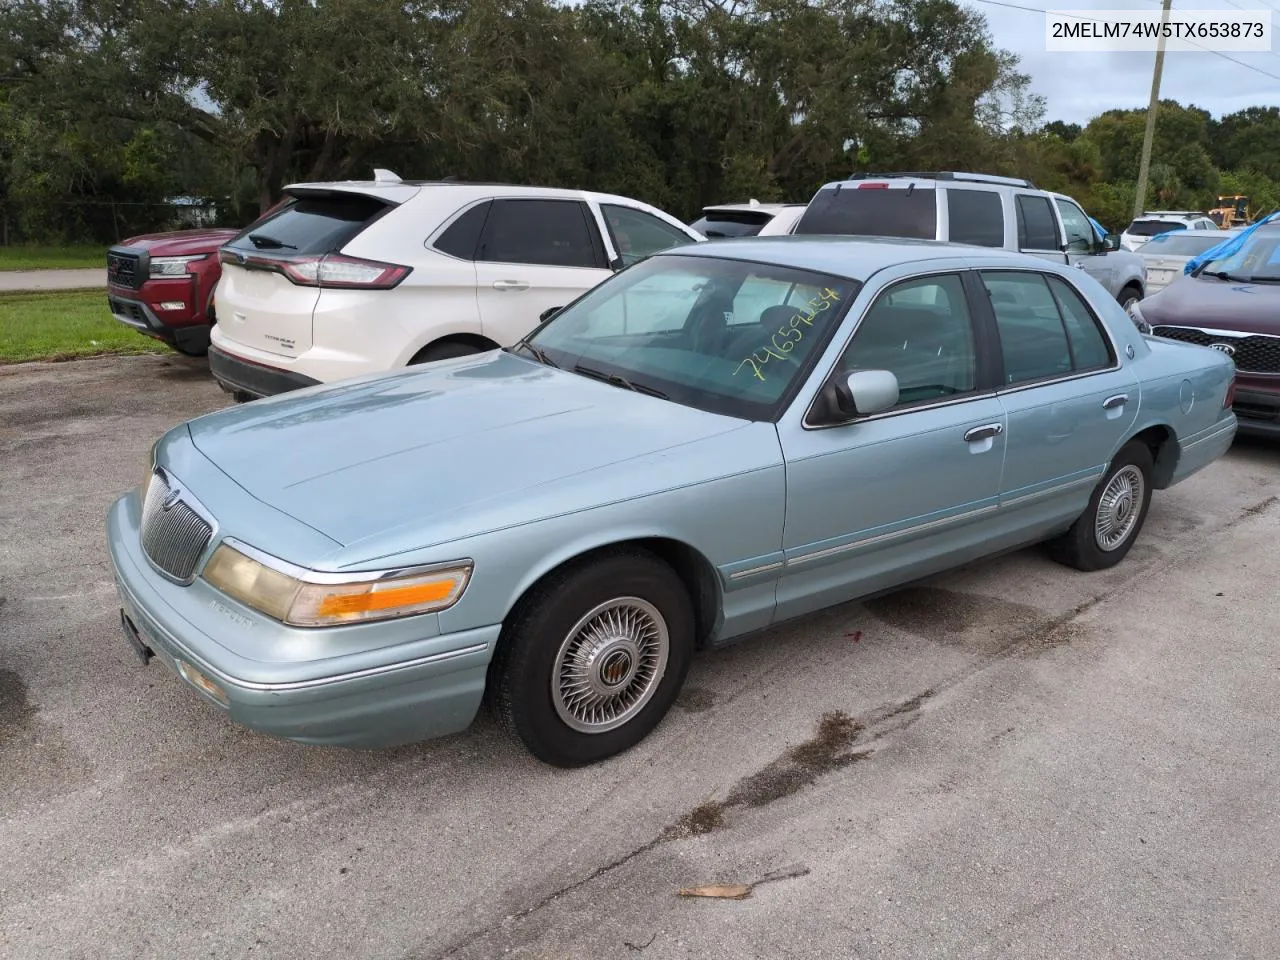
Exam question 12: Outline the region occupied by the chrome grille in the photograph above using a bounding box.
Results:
[1152,326,1280,375]
[140,470,213,583]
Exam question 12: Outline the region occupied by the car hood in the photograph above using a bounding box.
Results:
[185,352,752,547]
[1143,275,1280,335]
[119,228,238,255]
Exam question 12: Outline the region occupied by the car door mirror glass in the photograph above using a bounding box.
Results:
[834,369,899,418]
[1103,233,1121,252]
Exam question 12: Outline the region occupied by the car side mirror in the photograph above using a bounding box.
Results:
[827,369,899,420]
[1102,233,1121,252]
[539,306,562,323]
[609,256,626,272]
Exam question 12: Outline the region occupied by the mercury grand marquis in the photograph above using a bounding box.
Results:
[107,237,1238,767]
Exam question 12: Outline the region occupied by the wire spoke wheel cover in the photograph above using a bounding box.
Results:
[1094,464,1145,552]
[552,597,670,734]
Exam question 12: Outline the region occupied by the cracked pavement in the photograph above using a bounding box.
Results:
[2,354,1279,959]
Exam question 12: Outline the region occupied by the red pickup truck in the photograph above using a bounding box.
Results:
[106,228,238,356]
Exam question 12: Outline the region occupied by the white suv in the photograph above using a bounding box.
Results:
[208,172,704,399]
[792,172,1148,309]
[1120,211,1220,251]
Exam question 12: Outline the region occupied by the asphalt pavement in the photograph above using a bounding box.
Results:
[1,354,1278,960]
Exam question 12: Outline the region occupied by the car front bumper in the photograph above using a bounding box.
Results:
[1233,387,1280,439]
[106,493,498,748]
[108,290,211,352]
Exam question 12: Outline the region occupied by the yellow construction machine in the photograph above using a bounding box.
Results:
[1208,195,1252,229]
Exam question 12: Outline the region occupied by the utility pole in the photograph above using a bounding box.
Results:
[1134,0,1174,218]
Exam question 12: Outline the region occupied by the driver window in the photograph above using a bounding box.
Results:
[1054,198,1095,253]
[600,204,694,266]
[837,274,977,410]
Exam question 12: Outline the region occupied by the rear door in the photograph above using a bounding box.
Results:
[472,198,612,344]
[1012,191,1067,267]
[217,192,393,357]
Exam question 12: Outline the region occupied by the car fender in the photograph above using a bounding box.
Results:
[393,320,495,367]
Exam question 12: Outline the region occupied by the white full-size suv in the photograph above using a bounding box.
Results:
[208,172,705,399]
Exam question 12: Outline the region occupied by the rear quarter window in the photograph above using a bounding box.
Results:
[947,189,1005,247]
[794,186,938,240]
[226,193,391,256]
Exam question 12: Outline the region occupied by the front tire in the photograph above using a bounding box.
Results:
[487,549,695,767]
[1050,441,1153,571]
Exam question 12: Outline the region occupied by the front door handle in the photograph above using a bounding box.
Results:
[1102,394,1129,410]
[492,279,530,291]
[964,423,1003,443]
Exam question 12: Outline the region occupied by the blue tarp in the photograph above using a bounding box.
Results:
[1089,216,1107,239]
[1184,211,1280,275]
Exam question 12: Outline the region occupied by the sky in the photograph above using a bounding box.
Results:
[959,0,1280,124]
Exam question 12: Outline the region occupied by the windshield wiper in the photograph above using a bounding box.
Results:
[509,341,559,368]
[574,364,668,399]
[1242,275,1280,283]
[1204,270,1250,282]
[248,233,297,250]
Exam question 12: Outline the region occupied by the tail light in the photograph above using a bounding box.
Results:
[219,250,410,289]
[857,182,889,189]
[1224,374,1236,410]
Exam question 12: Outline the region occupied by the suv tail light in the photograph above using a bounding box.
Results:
[282,254,410,289]
[220,250,411,289]
[1224,373,1236,410]
[857,182,889,189]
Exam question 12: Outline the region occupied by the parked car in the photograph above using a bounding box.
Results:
[107,227,238,356]
[1130,220,1280,436]
[108,237,1236,766]
[689,201,806,238]
[208,172,704,400]
[754,204,808,236]
[1119,211,1219,252]
[791,172,1148,310]
[1136,228,1245,294]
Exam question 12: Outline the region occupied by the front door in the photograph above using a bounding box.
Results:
[977,269,1139,530]
[1056,195,1116,294]
[775,272,1007,622]
[473,198,612,345]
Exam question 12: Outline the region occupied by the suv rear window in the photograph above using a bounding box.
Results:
[794,186,937,240]
[689,211,774,238]
[1127,219,1187,237]
[227,193,390,256]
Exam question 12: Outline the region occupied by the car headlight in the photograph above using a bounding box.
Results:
[1125,299,1152,335]
[150,255,207,277]
[202,541,473,627]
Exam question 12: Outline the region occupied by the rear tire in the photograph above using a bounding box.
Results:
[487,549,695,767]
[1050,441,1153,571]
[1118,285,1142,312]
[409,341,486,365]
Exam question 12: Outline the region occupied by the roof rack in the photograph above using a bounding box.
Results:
[1142,210,1209,217]
[845,171,1038,189]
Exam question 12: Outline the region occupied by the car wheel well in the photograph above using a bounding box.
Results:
[503,539,722,649]
[1118,281,1143,303]
[410,333,499,364]
[1128,424,1177,488]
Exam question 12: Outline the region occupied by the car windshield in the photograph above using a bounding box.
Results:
[525,253,861,420]
[1142,232,1230,256]
[1127,219,1187,237]
[1200,226,1280,282]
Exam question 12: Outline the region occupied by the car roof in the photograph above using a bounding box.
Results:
[666,235,1042,280]
[281,179,673,208]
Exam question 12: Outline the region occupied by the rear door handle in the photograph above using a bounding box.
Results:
[1103,394,1129,410]
[964,423,1003,443]
[492,280,529,291]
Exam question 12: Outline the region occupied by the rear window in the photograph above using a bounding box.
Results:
[1127,219,1186,238]
[227,193,391,256]
[793,186,938,240]
[1142,232,1228,256]
[690,211,774,238]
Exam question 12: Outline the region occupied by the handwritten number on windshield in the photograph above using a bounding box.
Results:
[734,289,841,382]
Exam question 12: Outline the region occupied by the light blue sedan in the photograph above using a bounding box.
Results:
[107,238,1237,766]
